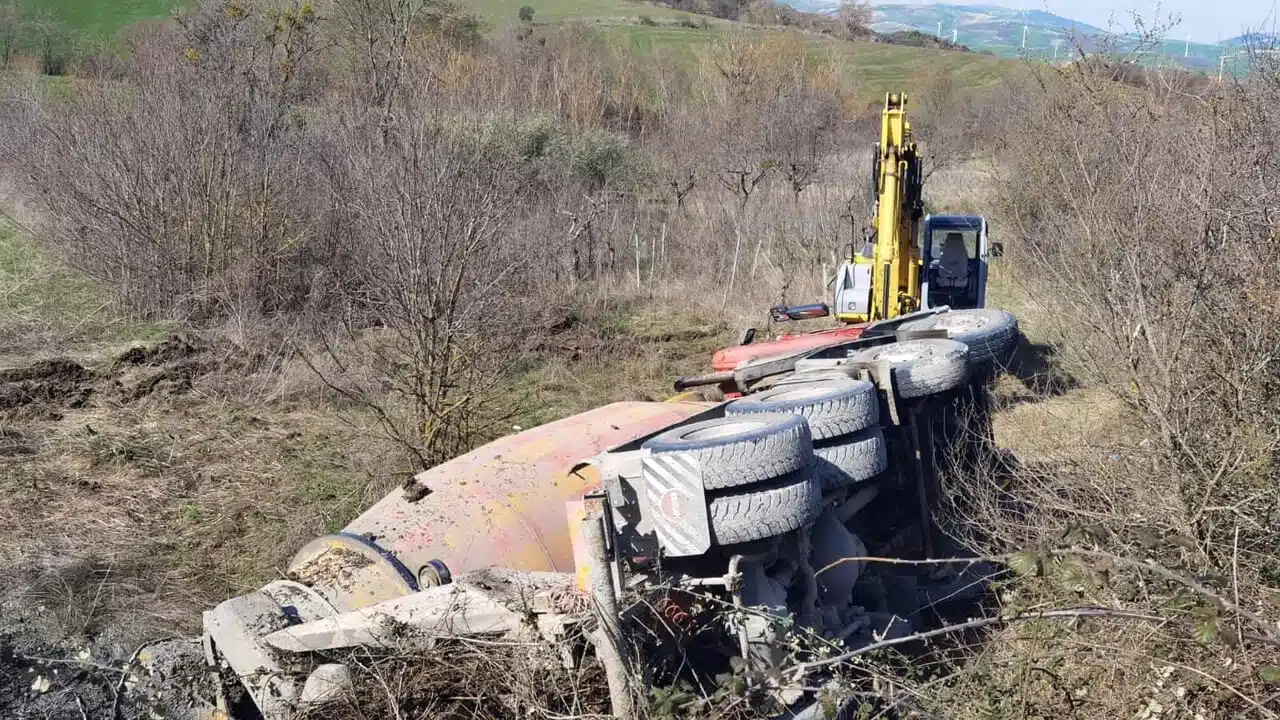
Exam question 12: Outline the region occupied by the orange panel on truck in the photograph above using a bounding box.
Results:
[711,326,866,372]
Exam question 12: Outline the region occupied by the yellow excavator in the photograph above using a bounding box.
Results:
[720,92,999,371]
[831,93,996,324]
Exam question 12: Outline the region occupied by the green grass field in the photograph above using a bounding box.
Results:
[828,40,1013,94]
[469,0,694,24]
[0,218,169,366]
[15,0,182,36]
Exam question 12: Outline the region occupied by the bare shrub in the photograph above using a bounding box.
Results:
[306,101,540,469]
[997,63,1280,555]
[836,0,872,40]
[0,72,40,163]
[332,0,480,121]
[15,1,330,319]
[925,45,1280,720]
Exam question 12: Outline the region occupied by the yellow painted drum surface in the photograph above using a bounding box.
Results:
[310,402,707,604]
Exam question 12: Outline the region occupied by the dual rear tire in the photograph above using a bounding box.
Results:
[643,413,821,546]
[641,377,890,547]
[642,314,1017,548]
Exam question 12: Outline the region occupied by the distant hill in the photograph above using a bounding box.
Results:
[785,3,1104,52]
[1224,31,1280,47]
[782,1,1232,71]
[868,4,1102,55]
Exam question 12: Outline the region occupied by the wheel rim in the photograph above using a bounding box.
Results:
[682,419,769,441]
[869,342,932,364]
[934,312,991,332]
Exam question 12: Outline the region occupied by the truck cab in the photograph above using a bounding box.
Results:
[920,214,995,311]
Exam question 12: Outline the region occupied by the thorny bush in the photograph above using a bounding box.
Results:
[926,49,1280,720]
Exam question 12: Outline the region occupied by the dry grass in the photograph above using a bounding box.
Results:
[0,356,406,648]
[0,229,734,655]
[299,640,612,720]
[991,387,1128,463]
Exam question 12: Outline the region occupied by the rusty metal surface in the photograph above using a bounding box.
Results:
[711,325,868,373]
[339,401,709,584]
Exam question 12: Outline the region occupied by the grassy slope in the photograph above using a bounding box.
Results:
[0,218,168,366]
[468,0,1015,96]
[12,0,1016,99]
[470,0,693,23]
[15,0,182,35]
[0,223,407,641]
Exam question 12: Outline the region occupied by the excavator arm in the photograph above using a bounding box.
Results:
[834,93,925,324]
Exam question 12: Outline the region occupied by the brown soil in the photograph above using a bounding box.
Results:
[0,335,249,415]
[0,359,94,411]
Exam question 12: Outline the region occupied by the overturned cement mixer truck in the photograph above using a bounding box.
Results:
[200,304,1020,719]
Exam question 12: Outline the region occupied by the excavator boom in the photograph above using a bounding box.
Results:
[834,93,925,324]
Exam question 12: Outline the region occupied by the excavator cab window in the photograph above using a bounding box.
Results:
[928,230,978,263]
[921,215,990,311]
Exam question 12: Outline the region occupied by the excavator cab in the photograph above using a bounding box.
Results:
[920,214,993,311]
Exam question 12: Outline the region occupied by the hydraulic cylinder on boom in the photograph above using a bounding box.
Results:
[833,92,925,324]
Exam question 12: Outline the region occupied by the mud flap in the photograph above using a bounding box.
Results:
[642,452,711,557]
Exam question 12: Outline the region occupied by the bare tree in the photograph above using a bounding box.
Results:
[332,0,478,128]
[764,88,841,198]
[836,0,872,40]
[314,99,533,468]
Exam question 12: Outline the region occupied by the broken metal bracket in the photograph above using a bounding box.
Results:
[867,362,902,426]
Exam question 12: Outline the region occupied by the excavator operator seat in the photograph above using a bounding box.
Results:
[921,215,991,312]
[936,232,970,289]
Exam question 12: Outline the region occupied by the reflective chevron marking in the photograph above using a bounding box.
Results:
[642,452,710,557]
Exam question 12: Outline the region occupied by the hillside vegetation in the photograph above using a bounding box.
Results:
[0,0,1015,100]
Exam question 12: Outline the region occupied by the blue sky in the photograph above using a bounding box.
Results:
[875,1,1278,42]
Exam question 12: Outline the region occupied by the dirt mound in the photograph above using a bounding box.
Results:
[0,336,224,415]
[0,359,94,411]
[108,335,213,402]
[113,336,205,368]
